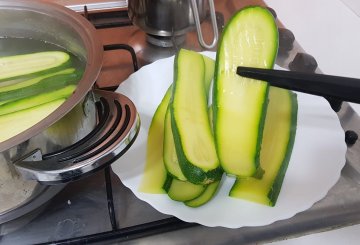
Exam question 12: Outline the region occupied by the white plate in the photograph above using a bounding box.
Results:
[112,52,347,228]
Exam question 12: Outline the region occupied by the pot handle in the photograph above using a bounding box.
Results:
[13,90,140,184]
[190,0,219,49]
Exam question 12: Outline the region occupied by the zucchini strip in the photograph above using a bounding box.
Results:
[0,51,70,81]
[0,85,76,116]
[139,87,172,194]
[213,6,278,177]
[0,68,75,93]
[0,99,65,143]
[0,71,82,103]
[229,87,298,206]
[171,49,222,185]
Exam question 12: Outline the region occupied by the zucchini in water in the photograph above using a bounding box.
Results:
[0,99,66,142]
[0,85,76,116]
[0,51,70,82]
[171,49,222,185]
[213,6,278,177]
[0,71,82,103]
[0,68,75,93]
[229,87,298,206]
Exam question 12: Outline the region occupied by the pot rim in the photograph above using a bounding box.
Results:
[0,0,103,152]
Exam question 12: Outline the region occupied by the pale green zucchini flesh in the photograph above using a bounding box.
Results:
[0,51,70,81]
[229,87,298,206]
[184,179,221,207]
[163,106,187,181]
[139,86,172,194]
[166,178,206,202]
[0,99,66,143]
[171,49,222,185]
[213,6,278,177]
[163,54,215,181]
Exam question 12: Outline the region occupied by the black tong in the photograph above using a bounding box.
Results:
[237,66,360,104]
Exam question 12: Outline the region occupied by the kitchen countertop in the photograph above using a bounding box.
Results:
[2,0,360,244]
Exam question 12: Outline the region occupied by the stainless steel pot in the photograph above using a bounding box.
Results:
[128,0,218,49]
[0,0,103,153]
[0,0,101,229]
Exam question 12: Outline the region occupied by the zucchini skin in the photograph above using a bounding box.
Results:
[170,49,222,185]
[184,178,222,207]
[0,71,82,103]
[0,68,75,93]
[0,85,76,116]
[213,6,278,177]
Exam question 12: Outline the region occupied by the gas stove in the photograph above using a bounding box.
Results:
[2,1,360,244]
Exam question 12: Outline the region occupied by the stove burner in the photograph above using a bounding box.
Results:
[146,34,186,48]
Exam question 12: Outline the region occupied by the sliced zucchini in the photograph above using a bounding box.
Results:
[229,87,298,206]
[0,51,70,82]
[171,49,222,185]
[164,55,215,181]
[0,98,66,143]
[165,178,206,202]
[0,68,75,93]
[0,71,82,103]
[184,179,221,207]
[163,106,187,180]
[139,86,172,194]
[213,6,278,177]
[0,85,76,116]
[202,55,215,97]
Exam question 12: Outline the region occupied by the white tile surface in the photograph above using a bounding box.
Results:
[263,0,360,243]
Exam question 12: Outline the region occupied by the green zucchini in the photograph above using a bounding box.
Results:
[163,54,215,181]
[0,68,75,93]
[139,86,172,194]
[163,106,187,180]
[229,87,298,206]
[0,85,76,116]
[0,98,66,143]
[165,178,206,202]
[184,179,221,207]
[171,49,222,185]
[213,6,278,177]
[0,51,70,82]
[0,71,82,103]
[202,55,215,97]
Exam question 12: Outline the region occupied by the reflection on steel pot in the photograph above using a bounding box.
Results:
[128,0,218,49]
[0,0,102,231]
